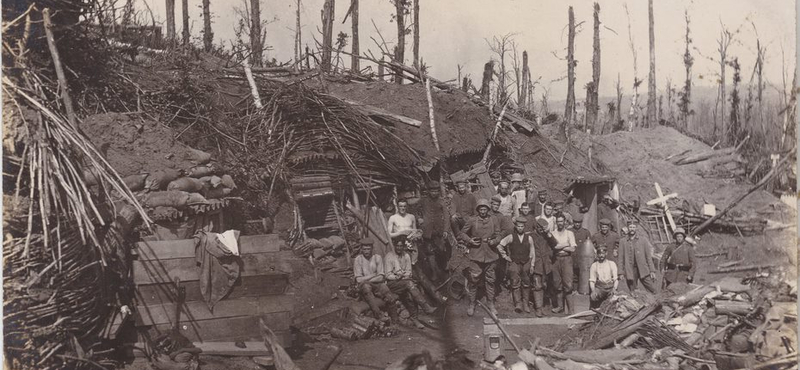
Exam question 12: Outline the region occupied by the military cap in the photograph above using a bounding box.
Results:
[538,189,547,195]
[536,218,549,228]
[513,216,528,224]
[476,199,491,211]
[626,218,639,225]
[573,213,583,222]
[491,194,503,203]
[599,218,612,226]
[427,181,440,189]
[359,237,374,245]
[510,173,525,182]
[673,227,687,237]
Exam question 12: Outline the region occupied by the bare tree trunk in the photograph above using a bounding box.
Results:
[589,2,601,133]
[520,51,529,110]
[295,0,302,69]
[646,0,657,128]
[394,0,406,83]
[624,3,639,131]
[615,73,623,132]
[716,28,734,144]
[181,0,189,45]
[351,0,359,72]
[250,0,263,67]
[412,0,419,69]
[679,10,693,131]
[166,0,176,42]
[122,0,134,26]
[378,56,385,80]
[480,60,493,101]
[462,77,470,92]
[560,6,576,142]
[202,0,212,51]
[320,0,334,71]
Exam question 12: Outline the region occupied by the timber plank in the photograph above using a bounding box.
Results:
[135,295,294,327]
[135,273,289,305]
[149,316,291,345]
[192,341,271,356]
[136,234,285,261]
[485,317,590,326]
[132,252,296,285]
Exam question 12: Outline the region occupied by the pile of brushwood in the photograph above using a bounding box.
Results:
[548,268,797,370]
[3,4,151,369]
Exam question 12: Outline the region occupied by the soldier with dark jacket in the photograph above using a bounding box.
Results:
[417,181,449,282]
[592,218,621,265]
[618,219,658,293]
[458,199,501,317]
[497,217,536,313]
[660,228,697,287]
[490,194,514,237]
[529,218,555,317]
[450,180,477,234]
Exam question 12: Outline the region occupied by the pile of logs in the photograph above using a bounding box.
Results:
[670,136,750,179]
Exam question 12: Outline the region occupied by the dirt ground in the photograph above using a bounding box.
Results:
[82,113,201,176]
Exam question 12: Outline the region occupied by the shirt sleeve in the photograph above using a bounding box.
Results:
[688,246,697,278]
[375,255,385,276]
[497,234,513,258]
[610,261,618,279]
[384,254,398,280]
[354,257,365,282]
[568,231,577,248]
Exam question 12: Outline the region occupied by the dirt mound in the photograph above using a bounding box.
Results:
[323,81,493,159]
[81,113,199,176]
[570,126,779,211]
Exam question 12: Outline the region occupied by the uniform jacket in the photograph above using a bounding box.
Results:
[660,241,696,282]
[530,232,555,275]
[458,215,500,263]
[618,234,656,279]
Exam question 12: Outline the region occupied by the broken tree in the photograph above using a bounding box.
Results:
[561,6,576,142]
[646,0,657,127]
[202,0,213,51]
[587,2,600,133]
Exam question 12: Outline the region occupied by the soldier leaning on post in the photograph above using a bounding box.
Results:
[660,227,697,288]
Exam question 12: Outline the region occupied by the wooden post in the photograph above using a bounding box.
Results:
[165,0,176,41]
[589,3,601,133]
[321,0,334,72]
[412,0,420,69]
[480,60,493,101]
[646,0,657,128]
[561,6,576,142]
[393,0,406,84]
[350,0,359,72]
[250,0,264,67]
[42,8,78,129]
[202,0,213,51]
[181,0,189,46]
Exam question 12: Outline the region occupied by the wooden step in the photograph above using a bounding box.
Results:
[192,341,272,356]
[148,317,291,345]
[135,273,289,305]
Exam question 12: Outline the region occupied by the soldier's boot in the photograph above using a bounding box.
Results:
[521,288,531,314]
[410,286,437,314]
[486,300,499,316]
[512,289,523,313]
[565,293,575,315]
[551,292,564,313]
[532,290,545,317]
[386,300,401,323]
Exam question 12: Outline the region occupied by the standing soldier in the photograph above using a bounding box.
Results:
[529,218,555,317]
[618,219,658,293]
[509,173,527,217]
[660,228,696,287]
[459,199,501,316]
[532,190,549,217]
[535,202,557,233]
[571,214,593,293]
[418,181,448,283]
[497,217,536,313]
[551,214,577,314]
[496,181,514,217]
[450,180,477,234]
[490,195,514,236]
[592,218,620,265]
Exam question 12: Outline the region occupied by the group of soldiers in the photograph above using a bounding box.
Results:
[351,174,697,324]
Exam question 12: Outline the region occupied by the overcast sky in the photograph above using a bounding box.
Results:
[135,0,796,100]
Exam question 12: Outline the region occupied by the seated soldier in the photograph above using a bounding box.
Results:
[354,238,400,322]
[589,245,618,309]
[385,236,437,314]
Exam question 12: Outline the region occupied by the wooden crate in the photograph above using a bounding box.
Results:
[132,234,294,346]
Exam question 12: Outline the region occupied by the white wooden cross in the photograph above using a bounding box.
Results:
[648,182,677,232]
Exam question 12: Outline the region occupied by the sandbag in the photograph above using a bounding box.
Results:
[187,164,217,178]
[123,174,149,192]
[167,177,206,193]
[144,191,190,208]
[199,176,223,188]
[186,192,209,205]
[146,169,182,191]
[185,148,212,165]
[205,187,232,199]
[220,174,236,189]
